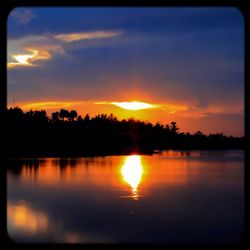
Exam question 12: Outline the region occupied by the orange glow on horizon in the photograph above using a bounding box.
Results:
[5,99,206,134]
[15,99,185,115]
[13,100,187,128]
[111,101,158,110]
[8,99,241,135]
[95,101,159,110]
[21,101,83,110]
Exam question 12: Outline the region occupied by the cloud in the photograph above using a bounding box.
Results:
[7,30,122,69]
[54,31,122,43]
[175,103,244,119]
[8,48,51,68]
[10,8,35,25]
[21,101,84,110]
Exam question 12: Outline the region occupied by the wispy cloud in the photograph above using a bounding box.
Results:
[10,8,35,25]
[175,103,244,119]
[7,30,122,69]
[54,31,122,43]
[21,101,84,110]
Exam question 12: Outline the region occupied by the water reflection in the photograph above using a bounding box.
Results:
[8,201,49,234]
[7,200,113,243]
[121,155,143,200]
[7,151,244,243]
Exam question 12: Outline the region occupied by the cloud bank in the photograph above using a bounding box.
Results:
[7,30,122,69]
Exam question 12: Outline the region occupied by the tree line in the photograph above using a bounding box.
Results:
[6,107,244,157]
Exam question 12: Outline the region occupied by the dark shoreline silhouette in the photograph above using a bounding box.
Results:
[6,107,244,157]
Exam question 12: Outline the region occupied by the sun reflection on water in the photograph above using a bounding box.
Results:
[121,155,143,200]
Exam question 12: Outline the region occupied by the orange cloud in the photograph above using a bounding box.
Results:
[21,101,84,110]
[8,48,51,68]
[8,30,123,69]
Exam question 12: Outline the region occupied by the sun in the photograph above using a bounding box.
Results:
[111,101,157,111]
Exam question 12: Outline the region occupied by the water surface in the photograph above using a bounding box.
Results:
[7,150,244,243]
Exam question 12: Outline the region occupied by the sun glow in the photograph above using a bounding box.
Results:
[8,49,51,68]
[15,54,34,65]
[21,101,83,110]
[121,155,143,200]
[8,53,35,68]
[111,101,158,110]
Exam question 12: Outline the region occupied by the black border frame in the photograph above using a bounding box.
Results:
[1,0,249,248]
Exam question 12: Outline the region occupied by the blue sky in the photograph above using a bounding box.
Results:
[7,7,244,136]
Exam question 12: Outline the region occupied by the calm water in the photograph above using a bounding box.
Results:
[7,150,244,243]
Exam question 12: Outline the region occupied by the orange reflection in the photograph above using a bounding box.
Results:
[9,155,196,194]
[121,155,143,200]
[19,157,124,187]
[8,202,49,234]
[8,48,51,68]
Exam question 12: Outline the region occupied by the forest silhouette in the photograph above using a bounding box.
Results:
[6,107,244,157]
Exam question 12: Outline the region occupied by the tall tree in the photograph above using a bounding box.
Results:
[52,111,60,123]
[170,121,179,134]
[59,109,70,121]
[69,110,78,122]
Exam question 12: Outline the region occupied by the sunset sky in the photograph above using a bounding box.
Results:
[7,7,244,136]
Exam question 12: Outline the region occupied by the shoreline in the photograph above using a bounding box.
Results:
[6,146,244,158]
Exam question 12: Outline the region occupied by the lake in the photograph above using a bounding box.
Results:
[7,150,244,243]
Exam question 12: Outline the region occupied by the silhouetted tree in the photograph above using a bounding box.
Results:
[59,109,70,121]
[6,106,244,157]
[169,121,179,134]
[26,109,34,117]
[194,131,205,137]
[165,124,171,133]
[52,111,60,123]
[8,106,24,120]
[83,114,90,123]
[34,110,48,122]
[77,115,83,123]
[69,110,78,122]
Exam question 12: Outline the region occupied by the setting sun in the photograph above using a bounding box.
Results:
[111,101,157,110]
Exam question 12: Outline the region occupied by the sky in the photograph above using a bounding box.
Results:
[7,7,244,136]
